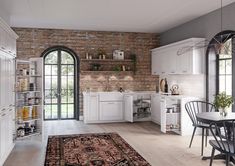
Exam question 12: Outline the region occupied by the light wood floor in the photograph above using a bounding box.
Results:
[4,121,226,166]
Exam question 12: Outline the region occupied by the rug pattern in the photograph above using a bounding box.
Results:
[45,133,150,166]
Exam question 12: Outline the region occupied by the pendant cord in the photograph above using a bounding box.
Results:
[221,0,223,32]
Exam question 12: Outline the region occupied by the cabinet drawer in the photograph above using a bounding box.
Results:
[99,93,123,101]
[99,102,123,121]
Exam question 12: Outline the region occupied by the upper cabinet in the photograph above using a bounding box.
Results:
[151,38,205,75]
[0,17,18,57]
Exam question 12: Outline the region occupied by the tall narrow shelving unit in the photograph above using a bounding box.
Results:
[15,58,43,140]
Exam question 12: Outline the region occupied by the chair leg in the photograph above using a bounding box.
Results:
[209,147,215,166]
[205,129,208,147]
[189,127,197,148]
[201,128,205,156]
[226,154,230,166]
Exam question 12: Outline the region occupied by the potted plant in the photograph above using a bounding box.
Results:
[213,92,233,116]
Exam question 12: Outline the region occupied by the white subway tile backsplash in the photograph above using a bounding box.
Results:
[160,74,206,98]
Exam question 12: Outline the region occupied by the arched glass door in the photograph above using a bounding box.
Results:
[44,49,77,120]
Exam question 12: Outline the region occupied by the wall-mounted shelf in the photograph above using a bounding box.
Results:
[81,58,136,73]
[81,71,134,74]
[81,59,134,62]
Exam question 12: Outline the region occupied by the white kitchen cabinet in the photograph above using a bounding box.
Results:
[151,38,205,75]
[151,94,161,125]
[0,108,14,166]
[87,94,99,121]
[124,95,133,122]
[160,96,200,136]
[99,102,123,121]
[0,16,18,165]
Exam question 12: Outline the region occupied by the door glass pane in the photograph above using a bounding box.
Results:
[61,76,67,89]
[51,105,58,119]
[68,104,74,118]
[45,76,51,90]
[51,76,58,89]
[61,51,74,64]
[45,65,51,75]
[61,65,67,76]
[51,89,58,103]
[61,104,68,119]
[51,65,58,75]
[61,89,68,103]
[68,89,74,103]
[68,76,74,89]
[67,65,74,76]
[45,51,58,64]
[44,105,52,119]
[45,90,51,104]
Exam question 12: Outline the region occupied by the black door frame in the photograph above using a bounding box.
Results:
[41,46,80,120]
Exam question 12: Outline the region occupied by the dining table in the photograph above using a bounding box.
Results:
[196,112,235,163]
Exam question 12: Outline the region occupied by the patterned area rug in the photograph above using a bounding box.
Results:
[45,133,150,166]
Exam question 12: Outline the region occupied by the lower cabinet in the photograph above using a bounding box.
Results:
[0,107,14,165]
[151,94,161,125]
[99,102,123,121]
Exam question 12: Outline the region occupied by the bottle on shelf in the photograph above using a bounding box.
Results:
[164,78,168,93]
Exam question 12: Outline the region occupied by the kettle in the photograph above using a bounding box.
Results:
[170,84,180,95]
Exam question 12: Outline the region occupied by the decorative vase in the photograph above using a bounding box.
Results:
[219,108,227,117]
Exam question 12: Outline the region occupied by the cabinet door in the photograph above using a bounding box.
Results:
[177,51,192,74]
[151,51,161,75]
[88,95,99,121]
[7,108,14,148]
[151,94,161,124]
[0,55,4,110]
[0,29,7,51]
[160,98,166,133]
[0,112,7,159]
[100,102,123,121]
[124,95,133,122]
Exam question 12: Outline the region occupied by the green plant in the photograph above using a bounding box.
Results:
[91,63,101,71]
[113,65,121,72]
[213,92,233,109]
[97,48,105,55]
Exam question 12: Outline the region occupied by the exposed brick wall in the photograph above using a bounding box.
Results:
[13,28,159,115]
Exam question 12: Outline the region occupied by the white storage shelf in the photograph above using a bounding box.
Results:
[15,58,44,142]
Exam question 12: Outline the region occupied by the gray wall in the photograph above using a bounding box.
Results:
[160,2,235,45]
[0,6,10,24]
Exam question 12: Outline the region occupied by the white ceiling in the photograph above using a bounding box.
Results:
[0,0,235,33]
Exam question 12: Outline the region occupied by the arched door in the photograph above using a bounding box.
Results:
[43,47,78,120]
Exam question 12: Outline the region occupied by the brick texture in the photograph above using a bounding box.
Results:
[13,28,159,115]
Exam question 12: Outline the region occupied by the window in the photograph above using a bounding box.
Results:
[217,38,232,95]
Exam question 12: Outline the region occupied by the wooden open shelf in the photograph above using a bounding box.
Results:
[81,59,134,62]
[81,71,134,74]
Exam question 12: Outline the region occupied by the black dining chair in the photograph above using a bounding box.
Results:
[209,121,235,166]
[185,101,216,156]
